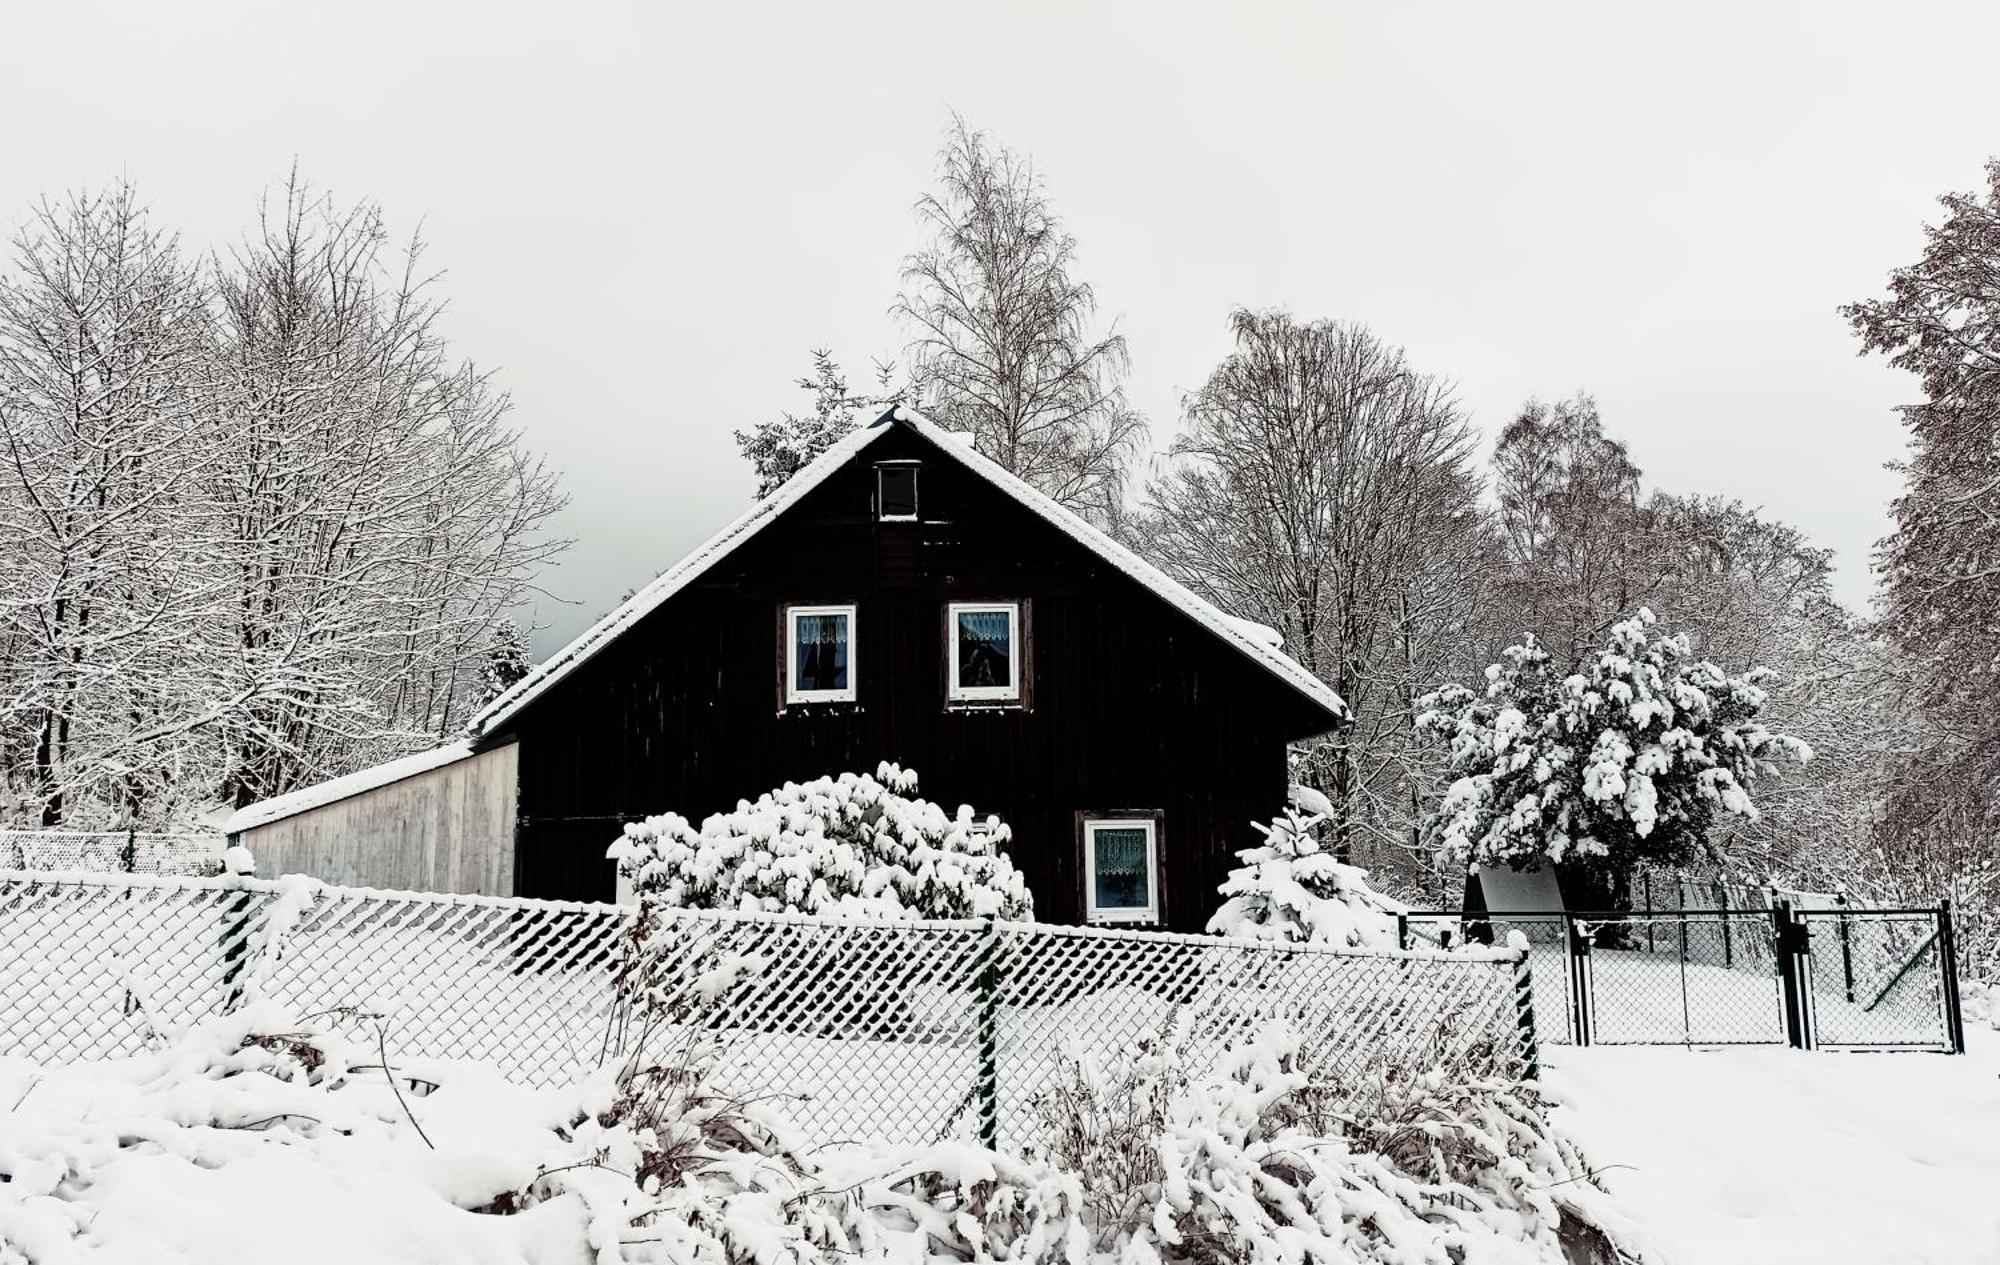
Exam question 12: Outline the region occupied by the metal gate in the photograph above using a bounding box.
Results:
[1401,904,1967,1053]
[1796,908,1966,1050]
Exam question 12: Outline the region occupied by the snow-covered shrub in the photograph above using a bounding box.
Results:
[1207,796,1405,948]
[1418,609,1807,901]
[609,762,1032,921]
[3,1001,1654,1265]
[1032,1021,1655,1265]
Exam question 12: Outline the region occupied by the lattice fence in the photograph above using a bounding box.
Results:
[0,830,223,876]
[0,870,1528,1148]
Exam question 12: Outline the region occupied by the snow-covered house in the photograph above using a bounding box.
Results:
[225,408,1347,930]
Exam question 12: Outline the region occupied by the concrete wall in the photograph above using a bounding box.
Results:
[242,742,519,895]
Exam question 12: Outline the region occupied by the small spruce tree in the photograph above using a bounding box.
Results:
[1208,794,1404,947]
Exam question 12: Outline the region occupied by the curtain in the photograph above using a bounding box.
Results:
[1092,827,1150,909]
[957,609,1012,687]
[796,613,849,690]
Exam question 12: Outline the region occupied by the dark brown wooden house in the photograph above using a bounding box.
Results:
[225,408,1347,931]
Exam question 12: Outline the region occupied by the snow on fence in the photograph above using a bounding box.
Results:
[0,829,223,877]
[0,869,1530,1148]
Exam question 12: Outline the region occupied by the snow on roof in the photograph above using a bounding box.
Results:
[1221,615,1284,651]
[222,740,477,836]
[468,406,1349,738]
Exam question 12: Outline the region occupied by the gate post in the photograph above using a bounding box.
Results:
[1939,903,1967,1056]
[1837,893,1856,1003]
[1512,947,1540,1080]
[1774,899,1812,1050]
[1565,913,1592,1047]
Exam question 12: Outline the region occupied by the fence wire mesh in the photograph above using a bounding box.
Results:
[1403,903,1961,1052]
[1581,912,1788,1046]
[0,830,223,876]
[1799,910,1953,1049]
[0,870,1527,1148]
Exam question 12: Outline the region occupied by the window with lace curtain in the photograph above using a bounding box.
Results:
[785,604,855,704]
[947,602,1020,703]
[1082,816,1160,924]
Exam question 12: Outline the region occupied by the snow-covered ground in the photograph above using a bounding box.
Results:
[1545,1028,2000,1264]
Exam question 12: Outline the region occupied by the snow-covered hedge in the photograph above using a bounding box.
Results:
[1207,792,1405,948]
[609,763,1032,921]
[0,1004,1657,1265]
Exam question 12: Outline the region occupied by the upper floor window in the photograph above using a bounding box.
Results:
[1084,816,1160,924]
[877,461,919,521]
[786,604,855,703]
[948,602,1020,702]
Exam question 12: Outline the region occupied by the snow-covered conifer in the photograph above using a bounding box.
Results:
[1418,609,1807,903]
[1208,793,1404,948]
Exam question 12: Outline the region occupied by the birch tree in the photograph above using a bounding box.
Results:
[897,117,1144,523]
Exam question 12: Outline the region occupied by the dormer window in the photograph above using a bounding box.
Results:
[877,461,919,521]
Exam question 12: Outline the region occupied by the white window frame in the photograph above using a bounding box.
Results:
[946,601,1021,703]
[785,603,857,704]
[1083,817,1159,924]
[877,461,920,522]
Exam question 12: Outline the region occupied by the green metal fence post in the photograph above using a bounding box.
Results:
[974,919,1000,1148]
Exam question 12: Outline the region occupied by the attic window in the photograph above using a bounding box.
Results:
[877,462,919,521]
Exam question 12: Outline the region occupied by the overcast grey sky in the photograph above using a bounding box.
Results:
[4,0,1995,653]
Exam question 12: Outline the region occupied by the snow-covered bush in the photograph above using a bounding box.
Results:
[1207,793,1405,948]
[3,1003,1654,1265]
[1033,1022,1655,1265]
[1418,609,1807,902]
[609,763,1032,921]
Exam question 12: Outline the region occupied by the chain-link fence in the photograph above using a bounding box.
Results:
[0,829,223,876]
[0,869,1530,1147]
[1401,903,1965,1053]
[1799,909,1962,1050]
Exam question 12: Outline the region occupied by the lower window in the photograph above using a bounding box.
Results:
[1083,816,1160,923]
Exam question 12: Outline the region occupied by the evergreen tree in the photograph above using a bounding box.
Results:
[733,350,898,499]
[1208,799,1404,947]
[1844,158,2000,968]
[476,623,532,707]
[1418,609,1807,907]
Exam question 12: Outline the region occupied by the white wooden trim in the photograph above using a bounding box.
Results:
[946,601,1020,702]
[1084,818,1159,924]
[785,603,857,704]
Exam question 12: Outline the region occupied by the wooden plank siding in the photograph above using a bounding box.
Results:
[496,425,1332,931]
[242,742,519,895]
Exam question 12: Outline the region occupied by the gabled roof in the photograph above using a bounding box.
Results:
[469,406,1348,737]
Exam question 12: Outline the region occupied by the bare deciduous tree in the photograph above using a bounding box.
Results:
[897,117,1144,524]
[0,177,567,826]
[1141,311,1495,883]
